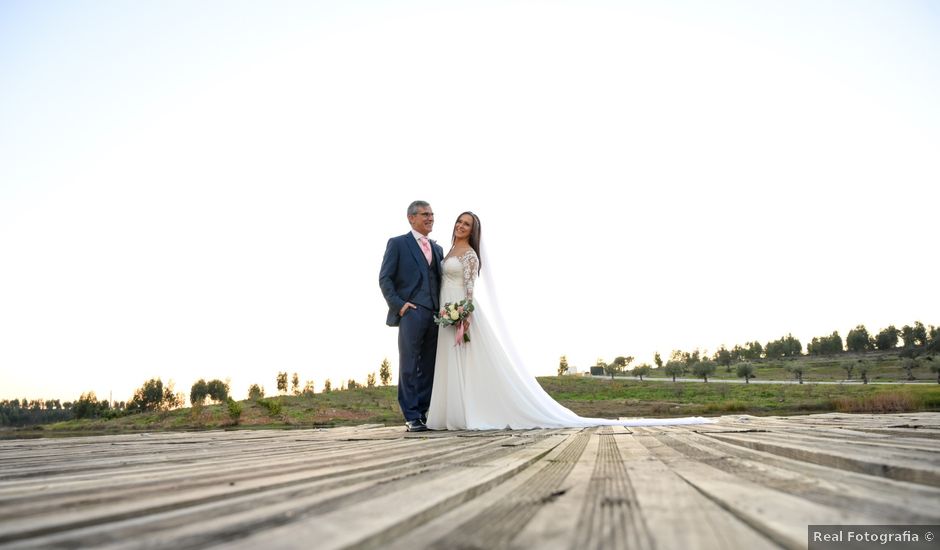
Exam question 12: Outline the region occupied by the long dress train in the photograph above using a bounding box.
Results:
[426,250,712,430]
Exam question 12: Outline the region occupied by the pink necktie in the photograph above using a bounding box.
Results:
[419,237,432,264]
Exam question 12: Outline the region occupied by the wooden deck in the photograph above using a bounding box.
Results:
[1,412,939,549]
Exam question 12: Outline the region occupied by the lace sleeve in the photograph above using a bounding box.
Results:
[461,250,479,302]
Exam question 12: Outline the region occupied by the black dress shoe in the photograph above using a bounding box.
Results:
[405,419,428,432]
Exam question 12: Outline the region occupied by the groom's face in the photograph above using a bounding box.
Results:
[409,206,434,236]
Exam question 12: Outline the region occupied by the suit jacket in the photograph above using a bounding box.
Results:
[379,232,444,326]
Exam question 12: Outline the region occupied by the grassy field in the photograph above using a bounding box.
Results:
[640,350,937,382]
[14,373,940,436]
[540,376,940,418]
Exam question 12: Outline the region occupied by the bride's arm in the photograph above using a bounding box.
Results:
[461,251,479,304]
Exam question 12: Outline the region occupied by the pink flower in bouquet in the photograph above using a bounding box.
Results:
[433,299,474,345]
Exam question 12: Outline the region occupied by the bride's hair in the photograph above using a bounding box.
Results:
[452,211,482,273]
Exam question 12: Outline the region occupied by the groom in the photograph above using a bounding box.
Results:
[379,200,443,432]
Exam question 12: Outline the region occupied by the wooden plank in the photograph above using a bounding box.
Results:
[632,430,877,550]
[1,413,938,549]
[0,435,519,544]
[218,433,571,550]
[659,431,940,524]
[705,431,940,486]
[383,429,591,550]
[516,426,776,550]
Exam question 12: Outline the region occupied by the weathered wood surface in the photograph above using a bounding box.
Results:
[1,412,939,549]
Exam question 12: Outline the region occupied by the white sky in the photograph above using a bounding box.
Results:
[1,0,938,403]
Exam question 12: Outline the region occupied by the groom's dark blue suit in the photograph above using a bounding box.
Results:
[379,232,444,423]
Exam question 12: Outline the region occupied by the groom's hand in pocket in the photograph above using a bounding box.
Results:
[399,303,417,317]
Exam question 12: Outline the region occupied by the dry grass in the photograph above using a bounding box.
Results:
[831,391,922,413]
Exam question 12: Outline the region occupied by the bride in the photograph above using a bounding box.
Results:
[426,211,711,430]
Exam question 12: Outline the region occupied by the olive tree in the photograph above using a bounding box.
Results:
[735,362,756,384]
[691,360,716,383]
[663,360,685,382]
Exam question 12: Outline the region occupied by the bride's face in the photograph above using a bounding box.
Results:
[453,214,473,240]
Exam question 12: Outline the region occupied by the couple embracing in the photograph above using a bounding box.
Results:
[380,200,711,432]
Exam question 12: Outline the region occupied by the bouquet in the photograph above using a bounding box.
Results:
[434,299,474,345]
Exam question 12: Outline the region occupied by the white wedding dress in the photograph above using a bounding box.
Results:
[426,250,712,430]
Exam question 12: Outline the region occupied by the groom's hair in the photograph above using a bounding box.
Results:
[407,200,430,216]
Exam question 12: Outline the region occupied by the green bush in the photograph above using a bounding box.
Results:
[257,398,282,416]
[226,398,242,423]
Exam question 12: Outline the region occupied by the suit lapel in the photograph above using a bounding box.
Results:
[429,239,442,269]
[405,233,427,269]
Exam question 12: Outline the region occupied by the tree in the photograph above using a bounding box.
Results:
[808,332,843,355]
[610,356,634,379]
[206,379,229,403]
[291,373,300,395]
[276,372,288,394]
[714,347,732,370]
[924,325,940,353]
[900,358,919,381]
[786,364,805,384]
[632,364,652,381]
[663,360,685,382]
[927,326,940,353]
[379,358,392,386]
[302,381,315,396]
[127,378,183,413]
[914,321,928,346]
[691,360,716,383]
[899,345,922,359]
[323,379,332,393]
[673,349,700,368]
[766,334,802,358]
[190,379,209,407]
[874,325,900,350]
[857,362,870,384]
[366,372,376,388]
[842,362,854,380]
[846,325,873,352]
[73,392,106,419]
[748,341,764,360]
[248,384,265,400]
[928,359,940,384]
[735,362,756,384]
[653,352,663,370]
[827,331,843,354]
[557,355,569,376]
[902,322,928,348]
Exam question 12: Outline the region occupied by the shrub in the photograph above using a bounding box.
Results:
[226,398,242,423]
[257,398,282,416]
